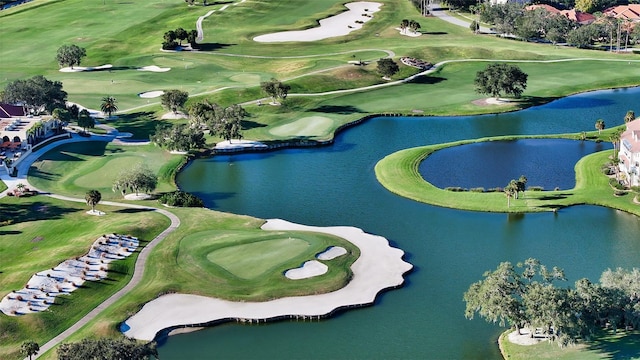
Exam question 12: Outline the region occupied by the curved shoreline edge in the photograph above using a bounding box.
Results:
[121,218,413,341]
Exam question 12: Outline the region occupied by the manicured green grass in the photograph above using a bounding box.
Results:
[500,329,640,359]
[27,141,184,200]
[0,195,169,360]
[375,130,640,216]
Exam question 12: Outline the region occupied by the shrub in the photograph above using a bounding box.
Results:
[609,178,626,190]
[602,167,614,175]
[444,187,467,192]
[158,191,204,207]
[614,190,627,196]
[470,187,485,192]
[487,187,502,192]
[529,186,544,191]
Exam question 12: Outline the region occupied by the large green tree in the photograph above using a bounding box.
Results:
[85,190,102,213]
[474,63,528,99]
[260,78,291,105]
[77,109,95,132]
[112,164,158,196]
[595,118,605,134]
[376,58,400,79]
[55,44,86,69]
[1,75,67,114]
[160,89,189,114]
[151,123,206,151]
[21,341,39,360]
[190,101,247,142]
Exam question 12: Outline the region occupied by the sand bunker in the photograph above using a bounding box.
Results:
[397,28,422,37]
[285,260,328,279]
[138,65,171,73]
[59,64,113,72]
[317,246,347,260]
[124,193,153,200]
[138,91,164,99]
[122,219,413,341]
[214,139,269,153]
[0,234,138,316]
[161,111,188,120]
[254,2,382,42]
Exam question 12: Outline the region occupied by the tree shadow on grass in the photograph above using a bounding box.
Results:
[0,201,78,225]
[241,120,267,130]
[309,105,364,114]
[423,31,447,35]
[113,208,155,214]
[113,112,170,140]
[536,193,572,201]
[195,43,235,52]
[405,76,446,85]
[586,331,640,359]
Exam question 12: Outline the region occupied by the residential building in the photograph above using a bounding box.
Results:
[619,120,640,187]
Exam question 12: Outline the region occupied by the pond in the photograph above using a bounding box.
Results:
[419,139,610,190]
[168,87,640,359]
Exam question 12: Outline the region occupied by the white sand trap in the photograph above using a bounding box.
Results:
[317,246,347,260]
[124,193,152,200]
[396,28,422,37]
[485,97,512,105]
[138,65,171,73]
[214,139,268,152]
[254,2,382,42]
[0,234,138,316]
[285,260,328,279]
[121,219,413,341]
[59,64,113,72]
[86,210,105,216]
[161,111,188,120]
[507,329,546,345]
[138,91,164,99]
[269,116,333,137]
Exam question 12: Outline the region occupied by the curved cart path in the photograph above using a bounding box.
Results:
[0,134,181,359]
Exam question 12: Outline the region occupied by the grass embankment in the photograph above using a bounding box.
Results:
[27,142,182,201]
[0,195,170,360]
[375,130,640,216]
[500,329,640,359]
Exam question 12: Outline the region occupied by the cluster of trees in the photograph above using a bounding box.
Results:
[260,78,291,105]
[162,27,198,50]
[504,175,527,207]
[479,2,640,49]
[57,338,158,360]
[189,100,247,142]
[1,75,67,114]
[151,123,206,151]
[474,63,528,99]
[465,258,640,346]
[112,164,158,196]
[400,19,421,34]
[56,44,86,69]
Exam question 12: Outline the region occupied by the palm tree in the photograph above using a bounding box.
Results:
[624,110,635,123]
[100,96,118,118]
[595,119,605,134]
[610,130,622,158]
[85,190,102,213]
[21,341,39,360]
[400,19,409,34]
[504,180,518,207]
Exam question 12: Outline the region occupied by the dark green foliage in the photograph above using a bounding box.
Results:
[112,164,158,196]
[470,187,485,192]
[445,187,467,192]
[77,109,94,131]
[158,191,204,207]
[474,63,528,99]
[528,186,544,191]
[85,190,102,212]
[57,338,158,360]
[162,28,197,50]
[189,100,246,141]
[376,58,400,78]
[160,89,189,113]
[609,178,625,190]
[260,78,291,104]
[21,341,39,360]
[1,75,67,114]
[55,44,86,69]
[151,123,206,151]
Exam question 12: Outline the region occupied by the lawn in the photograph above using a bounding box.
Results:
[27,141,184,200]
[0,195,169,360]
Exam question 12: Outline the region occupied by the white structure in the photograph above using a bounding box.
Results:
[619,120,640,187]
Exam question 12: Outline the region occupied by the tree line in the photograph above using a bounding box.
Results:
[465,258,640,346]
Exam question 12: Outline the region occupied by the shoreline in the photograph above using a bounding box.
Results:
[121,218,413,341]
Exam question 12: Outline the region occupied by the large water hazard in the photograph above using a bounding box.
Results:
[168,87,640,359]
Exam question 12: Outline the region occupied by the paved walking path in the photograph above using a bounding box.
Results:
[0,133,180,359]
[429,2,494,34]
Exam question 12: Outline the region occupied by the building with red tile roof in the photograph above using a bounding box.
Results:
[604,4,640,21]
[619,119,640,187]
[525,4,561,14]
[561,9,595,25]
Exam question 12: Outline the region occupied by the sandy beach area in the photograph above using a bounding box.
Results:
[122,219,412,341]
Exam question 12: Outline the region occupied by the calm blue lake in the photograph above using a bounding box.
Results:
[167,87,640,359]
